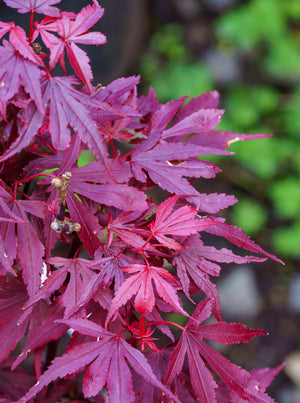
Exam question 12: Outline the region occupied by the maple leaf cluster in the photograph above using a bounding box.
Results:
[0,0,283,402]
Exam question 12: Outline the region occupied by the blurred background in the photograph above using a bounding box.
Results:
[1,0,300,401]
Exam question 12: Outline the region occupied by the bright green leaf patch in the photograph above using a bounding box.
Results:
[232,198,268,235]
[270,178,300,220]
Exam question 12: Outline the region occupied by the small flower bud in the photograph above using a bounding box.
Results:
[51,178,62,189]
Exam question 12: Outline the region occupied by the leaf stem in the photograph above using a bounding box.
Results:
[140,232,154,251]
[17,173,56,186]
[74,244,83,259]
[28,11,34,43]
[147,320,185,331]
[109,139,116,159]
[120,150,133,160]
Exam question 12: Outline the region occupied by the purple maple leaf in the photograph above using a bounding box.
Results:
[165,299,269,403]
[216,363,284,402]
[148,196,215,249]
[0,357,34,401]
[131,139,229,207]
[0,75,114,163]
[3,0,61,16]
[0,276,29,363]
[23,256,97,317]
[0,197,45,297]
[0,40,43,113]
[17,318,180,403]
[11,296,69,370]
[68,160,148,212]
[173,234,267,319]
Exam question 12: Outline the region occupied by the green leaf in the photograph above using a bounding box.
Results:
[150,24,188,62]
[229,137,286,180]
[150,62,213,102]
[272,223,300,257]
[224,86,280,128]
[231,198,268,235]
[216,0,286,50]
[269,178,300,220]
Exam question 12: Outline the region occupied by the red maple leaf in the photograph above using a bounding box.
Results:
[165,299,271,403]
[105,261,188,326]
[173,233,267,319]
[0,276,29,363]
[0,75,114,163]
[148,195,215,249]
[17,318,180,402]
[0,196,46,297]
[0,40,43,113]
[105,210,152,249]
[68,159,148,212]
[216,363,284,402]
[133,347,196,402]
[204,219,284,263]
[34,1,106,92]
[3,0,61,16]
[23,256,98,317]
[0,356,34,401]
[0,23,43,63]
[11,295,69,370]
[131,139,226,207]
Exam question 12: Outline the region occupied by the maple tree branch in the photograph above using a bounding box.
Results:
[146,320,185,332]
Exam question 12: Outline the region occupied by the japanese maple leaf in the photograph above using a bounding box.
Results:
[196,192,238,214]
[203,219,284,263]
[36,1,106,92]
[0,23,43,63]
[186,128,272,151]
[0,235,15,276]
[171,91,272,149]
[18,318,180,403]
[0,276,29,363]
[95,75,141,105]
[70,158,132,185]
[216,363,284,402]
[133,347,196,402]
[3,0,61,16]
[131,138,230,207]
[172,90,220,123]
[11,295,69,370]
[23,256,97,317]
[173,234,267,319]
[148,196,215,249]
[91,76,141,141]
[106,210,151,249]
[0,187,27,225]
[68,159,148,211]
[165,299,271,403]
[64,192,103,256]
[91,247,131,290]
[0,196,46,297]
[161,108,224,140]
[0,75,114,163]
[0,357,34,401]
[105,262,187,326]
[0,40,43,112]
[149,96,187,133]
